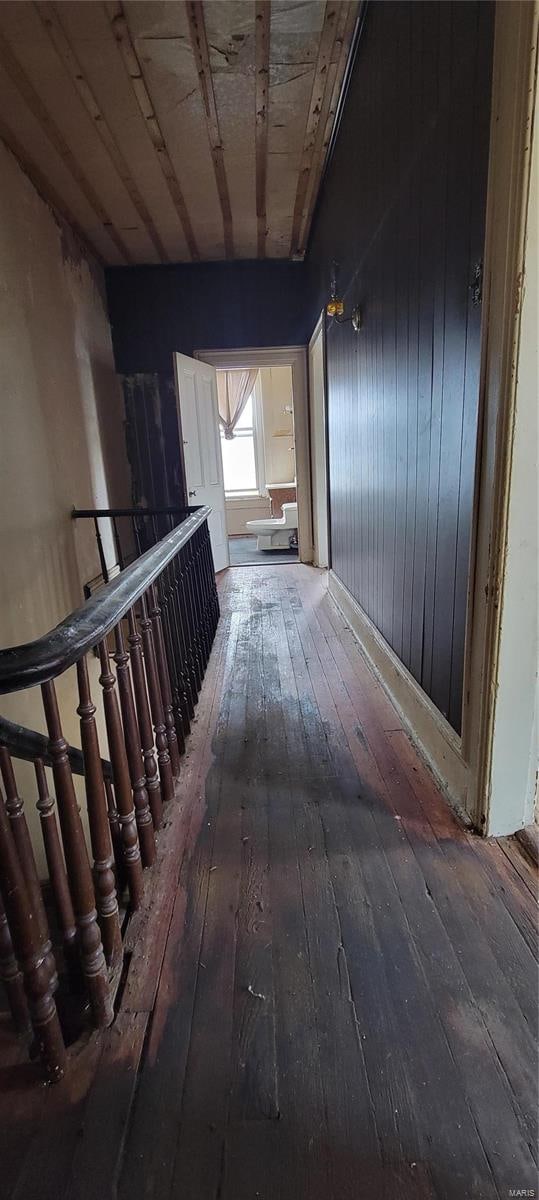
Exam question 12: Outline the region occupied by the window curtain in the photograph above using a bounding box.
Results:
[217,369,259,439]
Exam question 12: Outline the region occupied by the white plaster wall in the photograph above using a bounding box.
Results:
[488,78,538,835]
[0,142,131,871]
[259,366,295,486]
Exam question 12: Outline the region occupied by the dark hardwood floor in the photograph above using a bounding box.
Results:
[1,565,537,1200]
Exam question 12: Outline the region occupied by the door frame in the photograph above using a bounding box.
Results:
[308,312,330,569]
[463,0,538,832]
[195,346,313,564]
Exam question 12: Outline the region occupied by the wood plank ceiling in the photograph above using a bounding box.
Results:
[0,1,359,264]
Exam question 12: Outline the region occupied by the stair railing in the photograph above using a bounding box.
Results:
[0,506,219,1082]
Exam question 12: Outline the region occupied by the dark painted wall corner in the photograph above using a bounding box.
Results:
[106,260,313,376]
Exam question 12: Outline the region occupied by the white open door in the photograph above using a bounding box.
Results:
[174,352,229,572]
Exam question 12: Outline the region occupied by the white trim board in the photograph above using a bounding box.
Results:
[195,346,312,564]
[462,1,538,834]
[308,314,329,569]
[328,570,471,820]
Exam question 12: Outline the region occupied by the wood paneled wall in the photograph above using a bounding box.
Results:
[308,0,495,733]
[106,260,311,375]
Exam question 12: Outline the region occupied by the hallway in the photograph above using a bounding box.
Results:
[2,565,537,1200]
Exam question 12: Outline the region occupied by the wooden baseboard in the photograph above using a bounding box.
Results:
[328,570,471,819]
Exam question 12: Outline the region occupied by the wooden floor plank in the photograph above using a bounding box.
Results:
[262,589,332,1200]
[229,603,278,1123]
[270,597,405,1199]
[117,611,239,1200]
[64,1013,148,1200]
[2,565,537,1200]
[168,602,252,1199]
[284,586,497,1199]
[309,588,538,1080]
[292,575,537,1196]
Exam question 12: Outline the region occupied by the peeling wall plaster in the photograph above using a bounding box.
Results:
[0,140,131,870]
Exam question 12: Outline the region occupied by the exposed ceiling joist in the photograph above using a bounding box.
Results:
[105,0,200,261]
[0,1,359,265]
[34,0,169,263]
[186,0,234,258]
[289,0,340,257]
[298,1,359,255]
[255,1,271,258]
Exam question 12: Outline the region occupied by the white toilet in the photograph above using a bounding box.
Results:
[246,502,298,551]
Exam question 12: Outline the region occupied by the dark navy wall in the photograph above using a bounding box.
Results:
[307,0,494,732]
[106,260,311,375]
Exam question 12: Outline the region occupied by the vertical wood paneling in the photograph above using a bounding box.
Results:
[310,0,494,735]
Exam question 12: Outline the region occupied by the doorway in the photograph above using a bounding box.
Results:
[196,347,312,567]
[218,366,297,566]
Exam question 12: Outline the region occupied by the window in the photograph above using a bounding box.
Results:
[220,392,263,496]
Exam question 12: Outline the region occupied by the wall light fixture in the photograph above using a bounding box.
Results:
[326,260,362,332]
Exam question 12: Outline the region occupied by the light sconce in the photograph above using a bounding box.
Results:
[326,260,362,333]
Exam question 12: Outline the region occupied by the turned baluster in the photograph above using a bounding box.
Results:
[178,545,203,693]
[189,532,207,672]
[204,520,220,636]
[203,523,220,631]
[127,610,163,830]
[156,568,190,742]
[170,552,198,710]
[0,785,66,1081]
[163,559,195,725]
[139,594,174,806]
[0,892,30,1034]
[149,554,187,749]
[41,679,113,1028]
[187,531,206,672]
[0,747,57,992]
[34,760,80,988]
[163,520,196,715]
[164,513,197,717]
[98,640,144,909]
[193,528,211,663]
[76,659,122,963]
[113,624,156,867]
[104,777,126,891]
[193,531,211,666]
[148,584,182,774]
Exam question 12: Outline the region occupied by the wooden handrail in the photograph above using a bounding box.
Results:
[0,507,211,695]
[0,503,219,1082]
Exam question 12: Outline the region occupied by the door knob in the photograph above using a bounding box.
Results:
[188,490,197,497]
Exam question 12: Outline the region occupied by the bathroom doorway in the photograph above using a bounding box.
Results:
[195,347,312,568]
